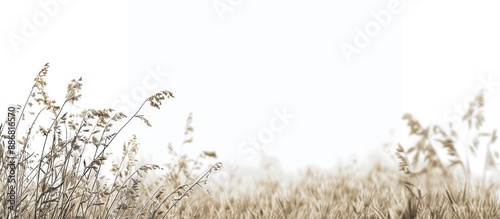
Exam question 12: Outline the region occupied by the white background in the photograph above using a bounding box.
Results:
[0,0,499,173]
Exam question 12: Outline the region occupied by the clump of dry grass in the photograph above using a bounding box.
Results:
[394,90,500,218]
[399,91,499,185]
[0,64,220,218]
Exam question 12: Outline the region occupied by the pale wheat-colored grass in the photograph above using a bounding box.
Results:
[0,64,499,218]
[0,64,219,218]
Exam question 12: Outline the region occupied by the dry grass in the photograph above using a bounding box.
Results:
[0,64,220,218]
[1,63,500,218]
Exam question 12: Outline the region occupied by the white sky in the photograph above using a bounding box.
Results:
[1,0,499,173]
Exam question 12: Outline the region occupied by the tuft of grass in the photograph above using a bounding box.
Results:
[0,64,220,218]
[400,91,499,185]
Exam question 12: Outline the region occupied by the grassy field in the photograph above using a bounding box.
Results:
[166,167,500,218]
[1,64,500,218]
